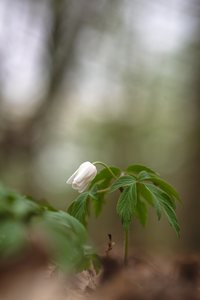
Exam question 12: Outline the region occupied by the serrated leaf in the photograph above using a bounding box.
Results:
[139,174,180,201]
[152,177,180,201]
[110,176,136,193]
[146,185,179,234]
[135,198,147,227]
[164,193,176,209]
[126,165,158,176]
[138,183,154,206]
[144,184,162,220]
[90,192,105,217]
[155,188,176,209]
[160,201,180,236]
[89,184,108,217]
[67,192,89,226]
[137,170,157,181]
[144,184,180,236]
[116,183,137,230]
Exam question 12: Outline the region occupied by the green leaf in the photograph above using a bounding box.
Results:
[90,166,121,187]
[0,184,98,272]
[162,204,180,237]
[137,170,156,181]
[110,176,136,193]
[67,192,89,226]
[42,210,87,243]
[126,165,158,176]
[88,166,121,217]
[139,174,180,201]
[162,192,176,209]
[144,184,180,236]
[0,221,27,258]
[135,197,147,226]
[138,183,154,206]
[12,196,41,220]
[40,210,93,272]
[152,187,176,210]
[0,184,41,220]
[151,178,180,201]
[116,183,137,230]
[89,191,105,217]
[67,167,121,222]
[144,184,162,220]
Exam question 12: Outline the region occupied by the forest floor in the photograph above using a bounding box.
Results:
[0,250,199,300]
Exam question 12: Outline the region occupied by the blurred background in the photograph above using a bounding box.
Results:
[0,0,199,256]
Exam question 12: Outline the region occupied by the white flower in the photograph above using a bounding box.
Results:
[66,161,97,193]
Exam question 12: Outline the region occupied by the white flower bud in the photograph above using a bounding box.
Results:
[66,161,97,193]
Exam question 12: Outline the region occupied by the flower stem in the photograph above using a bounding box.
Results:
[96,187,110,193]
[124,228,129,266]
[92,161,118,179]
[93,161,129,265]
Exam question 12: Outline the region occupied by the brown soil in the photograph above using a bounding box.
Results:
[0,251,199,300]
[95,254,200,300]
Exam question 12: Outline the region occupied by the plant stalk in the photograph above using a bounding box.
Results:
[92,161,118,179]
[124,228,129,266]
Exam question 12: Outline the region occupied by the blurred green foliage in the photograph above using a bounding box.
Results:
[0,184,98,272]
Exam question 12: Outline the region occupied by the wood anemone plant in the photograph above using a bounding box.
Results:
[67,161,181,266]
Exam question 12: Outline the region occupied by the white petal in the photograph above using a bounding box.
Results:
[72,179,88,192]
[66,169,79,184]
[78,182,89,193]
[66,161,97,192]
[78,185,88,193]
[73,162,96,184]
[66,162,90,184]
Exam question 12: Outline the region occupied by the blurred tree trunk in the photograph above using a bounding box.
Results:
[0,0,116,195]
[0,0,85,193]
[0,0,91,191]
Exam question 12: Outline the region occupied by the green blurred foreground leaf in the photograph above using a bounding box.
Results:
[0,184,98,272]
